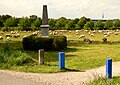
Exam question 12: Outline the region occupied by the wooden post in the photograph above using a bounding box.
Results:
[39,49,44,65]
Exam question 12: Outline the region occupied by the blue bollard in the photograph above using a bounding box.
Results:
[59,52,65,69]
[106,58,112,78]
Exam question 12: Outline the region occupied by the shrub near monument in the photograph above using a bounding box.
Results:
[22,35,67,51]
[51,36,67,51]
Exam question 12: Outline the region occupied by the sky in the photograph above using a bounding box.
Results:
[0,0,120,19]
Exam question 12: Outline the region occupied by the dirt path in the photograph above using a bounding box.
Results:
[0,61,120,85]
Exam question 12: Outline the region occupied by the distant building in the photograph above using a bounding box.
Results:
[92,19,107,23]
[102,13,104,19]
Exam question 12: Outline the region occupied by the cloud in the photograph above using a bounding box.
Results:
[0,0,120,19]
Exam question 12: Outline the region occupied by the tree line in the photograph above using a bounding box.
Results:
[0,14,120,31]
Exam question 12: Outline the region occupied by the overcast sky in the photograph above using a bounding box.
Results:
[0,0,120,19]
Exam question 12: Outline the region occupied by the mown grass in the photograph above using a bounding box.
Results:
[0,41,120,73]
[0,30,120,73]
[88,76,120,85]
[66,44,120,70]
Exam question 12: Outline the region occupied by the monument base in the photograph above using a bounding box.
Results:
[40,25,49,36]
[41,28,49,36]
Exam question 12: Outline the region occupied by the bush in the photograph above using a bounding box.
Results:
[7,51,34,66]
[22,35,67,51]
[0,50,35,68]
[22,35,53,51]
[51,36,67,51]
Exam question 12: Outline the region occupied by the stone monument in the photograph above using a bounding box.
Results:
[40,5,49,36]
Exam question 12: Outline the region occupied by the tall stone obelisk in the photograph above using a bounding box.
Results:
[40,5,49,36]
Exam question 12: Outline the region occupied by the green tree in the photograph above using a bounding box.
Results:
[1,15,12,22]
[76,16,89,30]
[31,18,42,30]
[65,20,75,30]
[48,18,56,30]
[55,17,67,30]
[95,20,104,30]
[104,20,113,30]
[18,17,31,30]
[4,17,18,27]
[29,15,38,23]
[113,19,120,29]
[73,18,79,24]
[84,20,94,30]
[0,16,3,27]
[0,20,3,27]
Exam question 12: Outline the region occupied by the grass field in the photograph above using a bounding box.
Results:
[0,30,120,73]
[88,76,120,85]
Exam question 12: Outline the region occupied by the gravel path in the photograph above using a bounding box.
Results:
[1,61,120,85]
